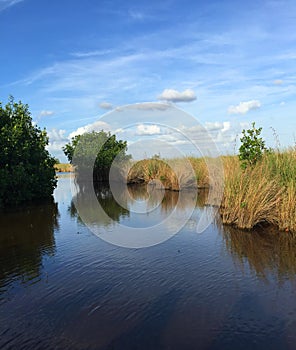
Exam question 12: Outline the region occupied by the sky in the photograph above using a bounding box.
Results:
[1,0,296,161]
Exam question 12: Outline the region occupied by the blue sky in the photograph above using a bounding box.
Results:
[1,0,296,161]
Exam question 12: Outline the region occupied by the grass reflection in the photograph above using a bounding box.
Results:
[221,224,296,282]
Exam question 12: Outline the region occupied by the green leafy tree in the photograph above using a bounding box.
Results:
[63,130,131,181]
[239,122,267,169]
[0,97,57,206]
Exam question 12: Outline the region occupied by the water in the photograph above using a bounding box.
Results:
[1,175,296,349]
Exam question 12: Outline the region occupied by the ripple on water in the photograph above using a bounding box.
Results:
[1,178,296,349]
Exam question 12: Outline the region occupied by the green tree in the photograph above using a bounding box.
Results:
[0,97,57,206]
[63,130,131,181]
[239,122,267,169]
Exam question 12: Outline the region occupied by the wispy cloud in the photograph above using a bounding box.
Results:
[128,10,145,20]
[99,102,114,110]
[39,110,54,117]
[0,0,24,12]
[228,100,261,115]
[71,50,113,58]
[273,79,283,85]
[7,5,296,152]
[116,102,171,111]
[158,89,197,103]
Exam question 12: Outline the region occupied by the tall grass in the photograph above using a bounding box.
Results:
[220,156,283,229]
[125,148,295,234]
[220,148,296,233]
[127,158,208,190]
[54,163,73,172]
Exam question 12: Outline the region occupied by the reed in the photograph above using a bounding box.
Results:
[220,157,283,229]
[54,163,73,172]
[278,180,296,233]
[124,148,296,234]
[220,149,296,233]
[127,157,208,190]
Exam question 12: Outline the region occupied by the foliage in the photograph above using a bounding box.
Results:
[239,122,268,169]
[0,97,57,206]
[63,130,131,181]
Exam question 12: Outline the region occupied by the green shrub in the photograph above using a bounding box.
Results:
[239,122,268,169]
[0,97,57,206]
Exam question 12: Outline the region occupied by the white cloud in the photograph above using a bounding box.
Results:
[221,121,231,132]
[40,110,54,117]
[47,128,67,153]
[69,120,111,139]
[274,79,283,85]
[0,0,23,12]
[116,102,170,112]
[204,122,224,131]
[228,100,261,115]
[158,89,197,103]
[136,124,161,135]
[177,121,241,155]
[99,102,114,110]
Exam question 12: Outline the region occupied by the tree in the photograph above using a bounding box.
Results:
[0,97,57,206]
[63,130,131,182]
[239,122,267,169]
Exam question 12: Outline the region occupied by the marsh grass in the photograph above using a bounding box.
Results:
[220,148,296,233]
[126,148,295,233]
[54,163,73,172]
[127,158,205,190]
[220,157,283,229]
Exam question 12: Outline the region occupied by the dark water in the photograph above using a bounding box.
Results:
[1,175,296,350]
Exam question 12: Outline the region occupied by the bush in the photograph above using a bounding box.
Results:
[63,130,131,182]
[0,97,57,206]
[239,122,268,169]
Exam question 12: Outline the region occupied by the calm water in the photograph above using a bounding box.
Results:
[1,175,296,349]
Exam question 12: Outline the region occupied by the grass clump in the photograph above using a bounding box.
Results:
[127,157,207,190]
[220,156,283,229]
[54,163,73,173]
[220,148,296,234]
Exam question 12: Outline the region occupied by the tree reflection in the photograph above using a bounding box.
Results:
[0,200,58,289]
[221,224,296,282]
[70,182,208,230]
[69,182,130,226]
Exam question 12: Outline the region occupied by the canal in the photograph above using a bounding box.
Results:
[1,174,296,349]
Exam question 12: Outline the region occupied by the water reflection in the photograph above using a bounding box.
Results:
[221,225,296,282]
[2,177,296,349]
[70,182,208,224]
[69,183,130,226]
[0,200,59,292]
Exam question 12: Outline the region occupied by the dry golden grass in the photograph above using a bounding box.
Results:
[278,180,296,233]
[187,157,209,187]
[127,158,203,190]
[54,163,73,172]
[124,148,296,234]
[220,149,296,233]
[220,157,283,229]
